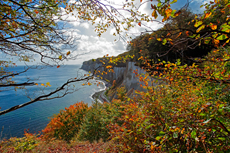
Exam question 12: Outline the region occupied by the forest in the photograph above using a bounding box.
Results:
[0,0,230,152]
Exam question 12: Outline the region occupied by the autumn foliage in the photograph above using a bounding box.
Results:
[109,47,230,152]
[1,0,230,152]
[42,102,88,142]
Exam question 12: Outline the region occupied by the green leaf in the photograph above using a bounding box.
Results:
[159,131,165,135]
[189,34,197,38]
[200,113,206,116]
[157,3,162,7]
[218,137,226,141]
[219,104,225,108]
[171,10,177,17]
[170,0,177,4]
[216,34,228,40]
[162,39,167,45]
[191,130,196,138]
[155,136,161,140]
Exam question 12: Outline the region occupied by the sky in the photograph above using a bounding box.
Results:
[1,0,210,66]
[60,0,208,65]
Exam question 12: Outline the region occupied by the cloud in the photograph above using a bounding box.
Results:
[7,0,205,66]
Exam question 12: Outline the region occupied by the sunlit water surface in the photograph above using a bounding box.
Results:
[0,65,105,139]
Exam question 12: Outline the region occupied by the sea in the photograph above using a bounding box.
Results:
[0,65,105,140]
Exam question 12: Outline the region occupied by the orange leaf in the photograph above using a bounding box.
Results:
[210,24,217,30]
[213,39,220,45]
[186,31,190,36]
[140,0,142,2]
[175,32,182,38]
[204,12,212,19]
[174,10,181,17]
[165,8,172,18]
[34,10,39,14]
[138,22,141,26]
[66,51,70,55]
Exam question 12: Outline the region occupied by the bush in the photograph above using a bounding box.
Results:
[42,102,89,142]
[0,131,41,152]
[78,100,123,143]
[109,48,230,152]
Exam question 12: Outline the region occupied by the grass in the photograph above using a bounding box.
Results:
[0,136,116,153]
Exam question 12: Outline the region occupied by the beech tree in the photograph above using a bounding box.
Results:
[1,0,229,116]
[0,0,163,115]
[0,0,91,115]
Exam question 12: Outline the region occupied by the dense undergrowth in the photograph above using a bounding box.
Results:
[0,47,229,152]
[1,1,230,151]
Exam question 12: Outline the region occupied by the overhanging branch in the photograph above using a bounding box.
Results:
[0,82,35,87]
[0,75,93,116]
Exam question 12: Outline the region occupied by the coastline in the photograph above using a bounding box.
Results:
[90,79,111,103]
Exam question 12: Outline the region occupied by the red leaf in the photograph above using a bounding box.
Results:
[57,65,60,68]
[138,22,141,26]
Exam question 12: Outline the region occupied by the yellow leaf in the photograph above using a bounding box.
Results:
[59,55,62,60]
[157,38,162,41]
[194,21,203,27]
[46,82,51,86]
[196,25,205,33]
[106,65,112,69]
[152,10,158,19]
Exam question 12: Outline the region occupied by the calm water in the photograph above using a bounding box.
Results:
[0,65,105,140]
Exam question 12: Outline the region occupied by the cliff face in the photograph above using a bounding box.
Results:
[80,61,126,84]
[81,61,156,100]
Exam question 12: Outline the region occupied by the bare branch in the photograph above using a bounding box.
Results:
[0,82,35,87]
[0,75,94,116]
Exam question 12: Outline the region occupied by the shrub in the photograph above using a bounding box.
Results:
[78,100,123,143]
[42,102,89,142]
[0,130,41,152]
[109,48,230,152]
